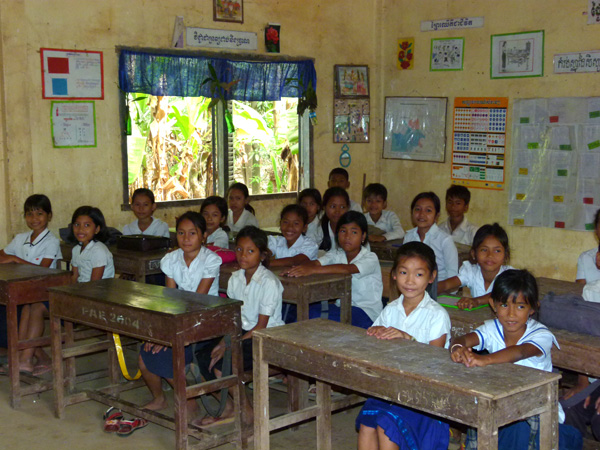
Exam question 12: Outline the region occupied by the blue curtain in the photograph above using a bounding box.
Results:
[119,49,316,101]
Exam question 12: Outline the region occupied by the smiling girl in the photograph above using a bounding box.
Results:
[268,204,318,268]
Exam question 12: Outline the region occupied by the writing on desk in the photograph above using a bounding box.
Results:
[81,306,140,330]
[397,389,451,411]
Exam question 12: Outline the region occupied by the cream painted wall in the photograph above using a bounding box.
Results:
[380,0,600,280]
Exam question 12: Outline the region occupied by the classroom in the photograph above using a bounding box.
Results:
[0,0,599,449]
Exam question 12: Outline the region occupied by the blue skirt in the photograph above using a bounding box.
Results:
[140,344,193,379]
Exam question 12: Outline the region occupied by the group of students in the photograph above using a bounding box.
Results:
[0,166,598,448]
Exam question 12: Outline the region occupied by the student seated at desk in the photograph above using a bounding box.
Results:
[450,269,582,450]
[268,204,318,268]
[123,188,170,238]
[356,242,451,450]
[0,194,62,375]
[201,196,230,248]
[438,223,513,310]
[362,183,405,243]
[298,188,323,246]
[284,211,383,329]
[438,185,479,246]
[576,208,600,285]
[226,182,259,232]
[328,167,362,212]
[319,187,350,252]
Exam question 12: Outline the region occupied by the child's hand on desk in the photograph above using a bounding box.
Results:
[282,265,313,277]
[367,326,412,340]
[451,347,489,367]
[457,297,479,310]
[143,342,167,353]
[209,340,226,371]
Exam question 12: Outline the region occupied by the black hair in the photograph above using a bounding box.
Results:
[445,185,471,205]
[595,208,600,229]
[328,167,349,181]
[201,196,229,232]
[176,211,207,235]
[131,188,155,204]
[236,225,270,268]
[280,204,308,225]
[389,242,437,297]
[227,182,255,215]
[319,187,350,251]
[335,211,369,248]
[68,206,109,243]
[490,269,539,313]
[298,188,323,211]
[410,191,441,215]
[363,183,388,202]
[23,194,52,215]
[470,223,510,263]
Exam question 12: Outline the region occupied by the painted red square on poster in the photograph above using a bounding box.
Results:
[584,197,594,204]
[554,221,565,228]
[47,57,69,74]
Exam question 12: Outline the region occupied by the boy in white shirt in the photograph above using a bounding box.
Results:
[123,188,170,238]
[438,185,478,246]
[328,167,362,213]
[362,183,405,243]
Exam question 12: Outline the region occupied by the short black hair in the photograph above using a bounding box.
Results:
[328,167,349,181]
[410,191,441,215]
[68,206,109,243]
[595,208,600,229]
[201,196,228,219]
[389,242,437,298]
[471,223,510,262]
[446,185,471,205]
[176,211,207,235]
[335,211,369,247]
[491,269,539,312]
[227,182,255,215]
[298,188,322,209]
[363,183,387,202]
[24,194,52,215]
[320,187,351,251]
[280,204,308,225]
[131,188,155,204]
[236,225,270,268]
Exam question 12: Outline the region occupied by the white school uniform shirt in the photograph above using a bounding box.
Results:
[306,218,324,247]
[364,210,405,241]
[160,247,221,295]
[318,246,383,321]
[71,240,115,282]
[268,234,318,261]
[4,229,62,269]
[373,291,451,347]
[227,264,285,330]
[350,199,362,213]
[123,217,170,238]
[576,248,600,283]
[206,228,229,248]
[438,217,479,246]
[457,261,514,298]
[227,209,259,232]
[404,224,458,282]
[473,318,565,423]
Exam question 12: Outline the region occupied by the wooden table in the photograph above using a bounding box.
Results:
[371,239,470,263]
[60,242,168,282]
[49,278,247,450]
[0,264,72,408]
[537,277,583,299]
[253,319,560,450]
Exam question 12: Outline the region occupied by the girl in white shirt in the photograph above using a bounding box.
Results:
[298,188,323,246]
[576,208,600,285]
[226,182,259,232]
[318,187,350,252]
[268,204,318,267]
[201,195,230,248]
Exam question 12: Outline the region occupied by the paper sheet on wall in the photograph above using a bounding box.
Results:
[51,101,96,148]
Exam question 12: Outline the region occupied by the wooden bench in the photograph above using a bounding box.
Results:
[253,319,560,450]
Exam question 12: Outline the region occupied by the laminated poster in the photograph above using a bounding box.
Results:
[51,101,96,148]
[41,48,103,99]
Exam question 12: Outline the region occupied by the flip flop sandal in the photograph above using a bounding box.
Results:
[32,363,52,377]
[116,418,148,437]
[103,407,124,433]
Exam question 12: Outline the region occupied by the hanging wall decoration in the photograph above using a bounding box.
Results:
[397,39,414,70]
[333,65,370,143]
[265,23,280,53]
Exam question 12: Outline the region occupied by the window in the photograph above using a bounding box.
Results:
[119,49,315,204]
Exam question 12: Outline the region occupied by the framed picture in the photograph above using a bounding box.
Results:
[382,97,447,162]
[333,98,370,143]
[213,0,243,24]
[430,38,464,71]
[490,30,544,79]
[334,65,369,98]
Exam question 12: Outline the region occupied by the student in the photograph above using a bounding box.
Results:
[226,182,259,232]
[201,196,230,248]
[576,208,600,284]
[268,204,318,268]
[450,269,582,450]
[285,211,383,329]
[319,187,350,252]
[298,188,323,246]
[69,206,115,283]
[195,226,283,426]
[362,183,404,243]
[356,242,451,450]
[0,194,62,375]
[438,223,513,309]
[138,211,221,415]
[438,185,479,246]
[403,192,458,282]
[123,188,170,238]
[328,167,362,212]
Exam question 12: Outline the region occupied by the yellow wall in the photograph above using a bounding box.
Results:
[0,0,597,280]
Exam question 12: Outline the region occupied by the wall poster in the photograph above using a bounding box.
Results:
[51,101,96,148]
[41,48,103,99]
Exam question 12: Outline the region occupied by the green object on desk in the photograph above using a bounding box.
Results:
[438,294,488,311]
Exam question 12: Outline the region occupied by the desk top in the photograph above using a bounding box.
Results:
[0,263,69,282]
[537,277,583,298]
[371,239,470,264]
[60,242,168,263]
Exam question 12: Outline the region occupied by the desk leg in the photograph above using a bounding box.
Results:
[231,334,247,449]
[51,315,65,419]
[288,294,309,417]
[107,332,120,394]
[476,398,498,450]
[64,321,76,394]
[316,381,332,450]
[172,337,188,450]
[539,380,559,450]
[7,300,20,408]
[253,336,270,450]
[340,278,352,325]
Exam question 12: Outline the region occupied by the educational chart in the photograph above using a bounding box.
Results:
[451,97,508,190]
[51,101,96,148]
[510,97,600,231]
[41,48,104,99]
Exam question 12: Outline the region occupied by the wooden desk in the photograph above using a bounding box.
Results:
[49,278,247,450]
[253,319,560,450]
[0,264,72,408]
[537,277,583,299]
[60,242,168,282]
[371,239,470,263]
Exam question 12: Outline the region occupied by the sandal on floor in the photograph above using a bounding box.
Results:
[116,418,148,437]
[103,407,124,433]
[32,363,51,377]
[196,415,235,428]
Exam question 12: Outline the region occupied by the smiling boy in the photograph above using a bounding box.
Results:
[438,185,479,246]
[362,183,405,243]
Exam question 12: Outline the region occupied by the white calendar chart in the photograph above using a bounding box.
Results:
[451,97,508,190]
[509,97,600,231]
